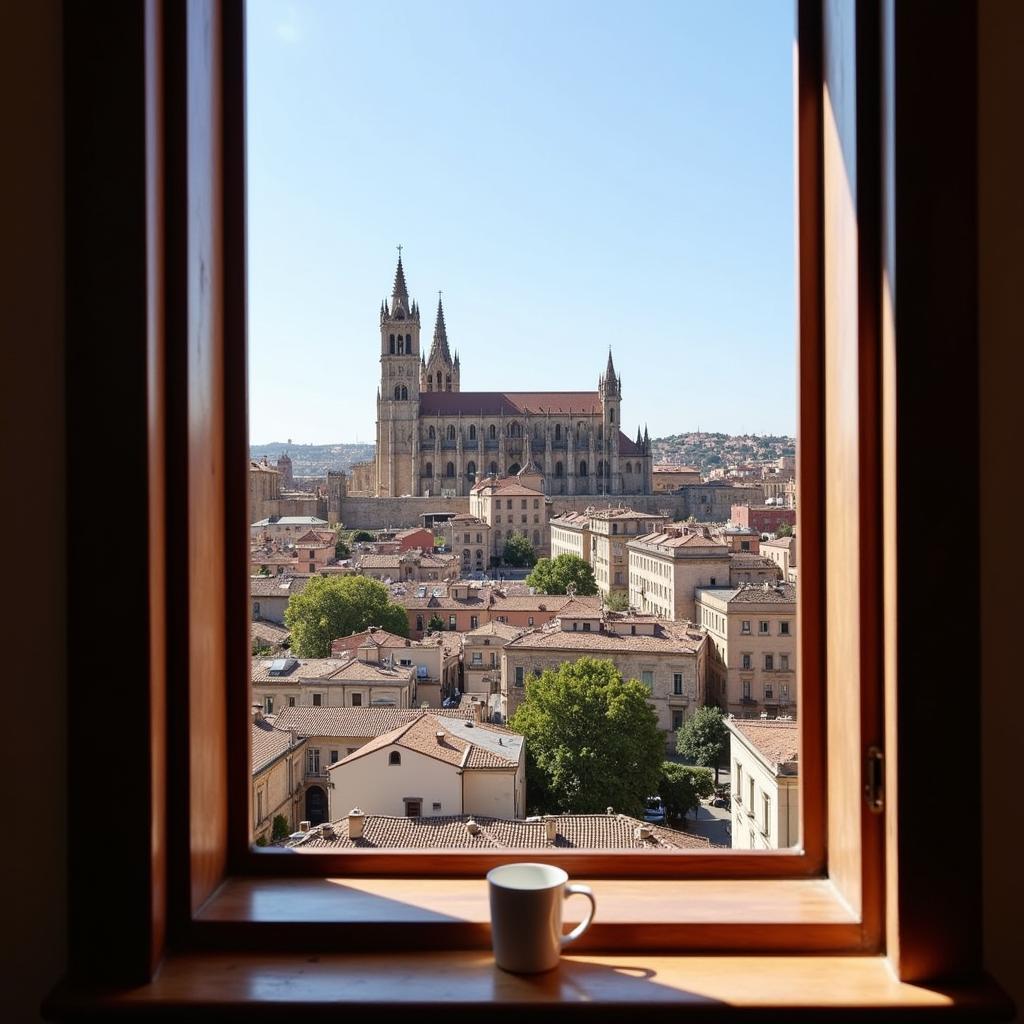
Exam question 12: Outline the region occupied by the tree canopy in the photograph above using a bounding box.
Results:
[658,762,714,823]
[351,530,374,543]
[510,657,664,816]
[426,613,446,632]
[284,575,408,657]
[525,553,598,596]
[502,531,537,568]
[775,521,794,538]
[604,591,630,612]
[675,705,729,783]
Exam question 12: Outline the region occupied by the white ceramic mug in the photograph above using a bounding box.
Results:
[487,862,596,973]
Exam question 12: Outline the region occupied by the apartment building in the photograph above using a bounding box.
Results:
[628,525,731,620]
[462,621,526,720]
[726,717,799,850]
[251,707,306,843]
[761,535,798,582]
[587,507,668,597]
[500,601,707,743]
[548,510,592,563]
[445,513,492,574]
[695,581,797,717]
[469,475,550,561]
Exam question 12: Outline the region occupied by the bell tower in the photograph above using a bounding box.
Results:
[420,293,459,393]
[375,248,422,496]
[599,349,622,495]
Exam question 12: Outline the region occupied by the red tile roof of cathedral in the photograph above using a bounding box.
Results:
[418,391,603,416]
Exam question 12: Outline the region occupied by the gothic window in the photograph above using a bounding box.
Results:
[425,462,433,477]
[446,374,451,390]
[389,334,395,354]
[475,549,483,562]
[489,461,498,475]
[405,333,411,349]
[555,461,563,477]
[555,424,562,441]
[469,425,476,440]
[393,384,401,400]
[397,336,405,354]
[489,424,496,440]
[436,372,442,387]
[610,408,615,423]
[466,461,476,479]
[445,462,455,477]
[579,460,588,477]
[510,422,522,438]
[428,426,435,440]
[626,461,633,474]
[447,425,456,440]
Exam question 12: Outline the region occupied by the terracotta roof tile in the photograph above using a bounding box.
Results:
[292,813,713,850]
[270,706,477,739]
[251,718,299,775]
[419,391,602,417]
[730,719,799,769]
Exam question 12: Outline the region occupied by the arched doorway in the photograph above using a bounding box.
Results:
[305,785,327,826]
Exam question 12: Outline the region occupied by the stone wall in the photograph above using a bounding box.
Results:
[338,495,471,529]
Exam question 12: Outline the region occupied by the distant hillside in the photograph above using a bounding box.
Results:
[249,432,795,480]
[249,442,375,479]
[651,432,795,475]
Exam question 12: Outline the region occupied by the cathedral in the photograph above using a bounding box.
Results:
[353,253,654,499]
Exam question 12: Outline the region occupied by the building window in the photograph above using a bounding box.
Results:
[351,694,362,707]
[445,462,455,477]
[489,424,496,440]
[762,793,771,835]
[672,710,684,730]
[515,666,524,687]
[555,461,563,477]
[741,620,751,634]
[780,654,789,671]
[765,654,774,671]
[424,462,433,478]
[641,670,654,689]
[405,799,422,817]
[330,749,339,764]
[448,615,457,629]
[741,540,751,551]
[389,751,401,766]
[781,682,790,699]
[765,684,774,700]
[466,460,476,479]
[312,693,322,706]
[288,696,295,707]
[759,621,770,634]
[742,653,752,670]
[780,621,791,635]
[428,426,435,440]
[469,425,476,440]
[264,696,273,714]
[528,616,534,626]
[416,615,423,631]
[555,424,562,440]
[709,577,716,586]
[742,679,751,700]
[735,764,743,803]
[471,652,482,665]
[307,748,320,775]
[673,673,683,695]
[579,460,588,477]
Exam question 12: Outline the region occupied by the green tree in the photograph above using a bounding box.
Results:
[676,705,729,784]
[284,575,408,657]
[658,762,714,824]
[502,531,537,568]
[604,591,630,612]
[271,814,290,841]
[775,521,794,538]
[334,539,351,560]
[351,530,374,543]
[525,553,598,596]
[510,657,663,816]
[427,614,446,632]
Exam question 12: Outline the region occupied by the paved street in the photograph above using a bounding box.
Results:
[682,802,732,846]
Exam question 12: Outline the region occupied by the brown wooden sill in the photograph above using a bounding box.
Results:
[45,952,1013,1020]
[187,876,865,953]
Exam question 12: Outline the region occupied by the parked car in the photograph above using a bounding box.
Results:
[644,796,666,824]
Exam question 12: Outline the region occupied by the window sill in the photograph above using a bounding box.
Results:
[45,951,1011,1020]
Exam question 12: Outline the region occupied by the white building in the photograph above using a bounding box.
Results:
[726,717,799,850]
[328,713,525,821]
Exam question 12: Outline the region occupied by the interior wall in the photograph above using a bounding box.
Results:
[978,2,1024,1019]
[0,1,67,1021]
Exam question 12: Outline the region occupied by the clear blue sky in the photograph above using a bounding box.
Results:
[247,1,795,446]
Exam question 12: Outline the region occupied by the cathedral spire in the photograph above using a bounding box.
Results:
[391,247,409,300]
[605,347,616,380]
[429,292,453,365]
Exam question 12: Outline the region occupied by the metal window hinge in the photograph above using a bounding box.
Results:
[864,746,885,813]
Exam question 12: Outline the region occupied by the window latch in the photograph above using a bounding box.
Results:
[864,746,884,814]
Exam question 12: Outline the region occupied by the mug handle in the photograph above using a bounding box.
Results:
[561,883,596,947]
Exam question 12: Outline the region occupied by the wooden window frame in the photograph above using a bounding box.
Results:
[54,0,1005,1015]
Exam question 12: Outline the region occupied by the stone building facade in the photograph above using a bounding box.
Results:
[369,254,654,499]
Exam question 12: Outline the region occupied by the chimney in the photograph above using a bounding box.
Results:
[347,808,366,840]
[321,822,336,841]
[435,730,446,744]
[545,816,558,843]
[466,818,481,835]
[635,824,654,841]
[606,806,614,815]
[252,702,263,723]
